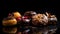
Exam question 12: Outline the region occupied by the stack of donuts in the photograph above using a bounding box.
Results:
[2,11,57,26]
[2,11,57,34]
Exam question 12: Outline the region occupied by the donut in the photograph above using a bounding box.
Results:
[2,17,17,26]
[32,14,48,25]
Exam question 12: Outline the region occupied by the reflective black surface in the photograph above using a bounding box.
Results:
[0,0,60,34]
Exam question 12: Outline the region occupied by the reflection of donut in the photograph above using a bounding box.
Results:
[18,32,22,34]
[32,14,48,25]
[3,27,17,33]
[2,17,17,26]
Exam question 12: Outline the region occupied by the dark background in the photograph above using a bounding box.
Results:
[0,0,60,34]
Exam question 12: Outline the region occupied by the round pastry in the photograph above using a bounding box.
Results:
[3,27,17,34]
[32,14,48,25]
[12,12,21,18]
[22,16,31,23]
[24,11,37,17]
[22,11,37,23]
[46,12,57,21]
[49,15,57,21]
[2,16,17,26]
[12,11,22,21]
[45,12,57,25]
